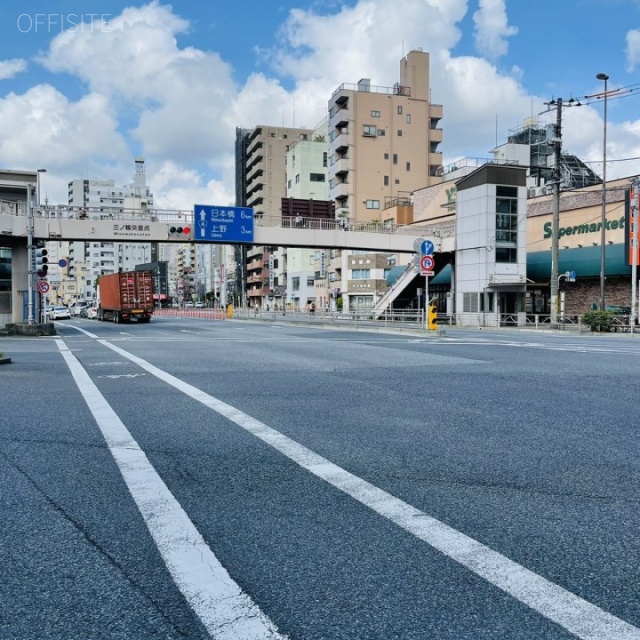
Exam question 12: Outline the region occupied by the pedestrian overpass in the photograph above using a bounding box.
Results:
[0,203,455,325]
[0,204,454,253]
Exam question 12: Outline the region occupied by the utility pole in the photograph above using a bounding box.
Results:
[631,177,640,332]
[27,184,34,324]
[549,99,562,328]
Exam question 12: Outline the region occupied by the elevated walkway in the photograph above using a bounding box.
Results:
[0,205,455,254]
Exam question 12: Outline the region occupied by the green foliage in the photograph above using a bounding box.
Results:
[335,296,343,311]
[580,310,616,331]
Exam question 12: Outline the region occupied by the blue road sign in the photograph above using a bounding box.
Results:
[420,239,435,256]
[569,271,576,279]
[194,205,254,243]
[58,259,68,267]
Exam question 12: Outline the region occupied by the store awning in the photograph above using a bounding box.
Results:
[527,243,631,280]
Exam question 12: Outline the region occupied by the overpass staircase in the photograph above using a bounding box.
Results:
[372,262,418,318]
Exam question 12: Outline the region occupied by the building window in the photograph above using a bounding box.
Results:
[310,173,326,182]
[406,162,411,171]
[377,129,386,136]
[495,186,518,262]
[406,114,412,124]
[307,276,314,286]
[397,130,403,136]
[366,200,381,209]
[363,125,377,137]
[393,154,398,165]
[384,152,389,159]
[371,110,380,117]
[397,106,403,115]
[292,277,300,291]
[295,174,300,183]
[287,179,292,188]
[395,179,400,184]
[384,176,389,186]
[323,152,327,167]
[351,269,371,279]
[496,247,518,263]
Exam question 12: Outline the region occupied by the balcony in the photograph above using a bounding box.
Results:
[331,182,351,201]
[247,138,263,157]
[333,157,351,177]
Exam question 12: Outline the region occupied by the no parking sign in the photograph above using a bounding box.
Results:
[420,254,435,276]
[37,280,50,294]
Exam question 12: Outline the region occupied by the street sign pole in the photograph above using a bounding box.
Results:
[425,274,429,329]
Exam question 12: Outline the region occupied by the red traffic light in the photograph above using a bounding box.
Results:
[169,226,191,235]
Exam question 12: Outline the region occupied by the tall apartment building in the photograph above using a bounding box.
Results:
[326,50,444,310]
[235,125,315,308]
[327,49,443,223]
[61,158,155,302]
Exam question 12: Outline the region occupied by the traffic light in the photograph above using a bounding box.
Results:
[35,248,48,278]
[428,304,438,331]
[169,225,191,238]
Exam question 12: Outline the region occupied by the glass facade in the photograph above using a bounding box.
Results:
[495,186,518,263]
[0,247,11,313]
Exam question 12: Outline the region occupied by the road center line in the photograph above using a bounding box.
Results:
[96,337,640,640]
[54,339,286,640]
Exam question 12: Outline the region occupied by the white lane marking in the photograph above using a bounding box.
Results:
[98,373,146,379]
[98,337,640,640]
[54,339,286,640]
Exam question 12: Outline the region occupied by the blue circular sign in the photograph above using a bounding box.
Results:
[420,240,435,256]
[58,259,68,267]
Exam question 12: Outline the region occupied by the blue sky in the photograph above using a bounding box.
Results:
[1,0,640,208]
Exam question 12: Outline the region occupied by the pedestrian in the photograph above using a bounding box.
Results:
[310,302,315,315]
[254,302,259,316]
[295,214,303,227]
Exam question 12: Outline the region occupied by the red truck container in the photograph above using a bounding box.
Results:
[97,271,154,323]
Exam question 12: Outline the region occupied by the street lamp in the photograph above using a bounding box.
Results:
[596,72,609,310]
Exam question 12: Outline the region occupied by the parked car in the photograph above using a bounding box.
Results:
[50,306,71,320]
[80,305,98,319]
[185,301,194,308]
[195,301,204,308]
[70,301,90,316]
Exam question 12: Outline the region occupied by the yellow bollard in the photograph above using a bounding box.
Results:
[227,304,233,319]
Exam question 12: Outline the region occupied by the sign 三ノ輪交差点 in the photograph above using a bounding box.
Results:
[194,205,254,243]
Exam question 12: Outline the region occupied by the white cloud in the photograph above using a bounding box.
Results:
[472,0,517,60]
[151,160,234,210]
[0,58,27,80]
[626,29,640,71]
[4,0,640,209]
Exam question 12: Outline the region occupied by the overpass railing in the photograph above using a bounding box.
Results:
[1,200,455,239]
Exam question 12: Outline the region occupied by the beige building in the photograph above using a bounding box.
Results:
[326,49,444,310]
[240,125,315,307]
[327,49,444,224]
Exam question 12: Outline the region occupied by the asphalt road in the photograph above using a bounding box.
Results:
[2,316,640,639]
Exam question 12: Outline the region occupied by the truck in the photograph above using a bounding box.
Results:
[96,271,154,323]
